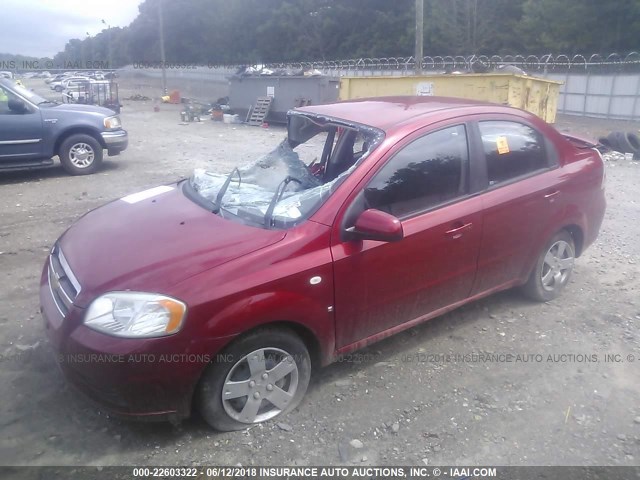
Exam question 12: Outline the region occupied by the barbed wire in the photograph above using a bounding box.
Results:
[264,52,640,72]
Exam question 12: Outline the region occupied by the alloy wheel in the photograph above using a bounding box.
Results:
[221,348,299,424]
[541,240,574,292]
[69,143,95,168]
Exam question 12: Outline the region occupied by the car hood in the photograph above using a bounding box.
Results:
[42,103,116,117]
[58,183,286,307]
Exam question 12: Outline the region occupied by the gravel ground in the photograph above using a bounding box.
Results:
[1,80,640,468]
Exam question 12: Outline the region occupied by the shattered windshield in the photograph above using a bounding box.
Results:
[188,115,382,229]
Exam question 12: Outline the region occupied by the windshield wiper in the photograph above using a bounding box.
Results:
[38,100,58,105]
[264,176,302,227]
[213,167,241,213]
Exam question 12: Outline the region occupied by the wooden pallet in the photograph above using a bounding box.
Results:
[248,96,273,126]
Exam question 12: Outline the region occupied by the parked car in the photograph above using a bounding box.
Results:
[49,74,77,90]
[86,72,105,80]
[0,71,14,79]
[50,76,89,92]
[40,96,605,430]
[45,73,68,84]
[0,78,127,174]
[32,71,51,79]
[62,77,90,90]
[48,78,65,88]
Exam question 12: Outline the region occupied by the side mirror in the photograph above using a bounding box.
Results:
[346,209,404,242]
[8,98,28,114]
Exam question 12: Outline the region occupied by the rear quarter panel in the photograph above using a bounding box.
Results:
[520,133,605,281]
[554,145,606,253]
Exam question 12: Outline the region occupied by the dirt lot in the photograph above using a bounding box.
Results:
[1,79,640,468]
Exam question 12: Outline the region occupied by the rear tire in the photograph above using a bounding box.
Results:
[59,134,103,175]
[197,328,311,431]
[598,137,612,150]
[606,131,639,155]
[522,230,575,302]
[624,132,640,157]
[606,131,626,152]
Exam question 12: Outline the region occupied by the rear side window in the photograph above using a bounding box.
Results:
[364,125,468,217]
[479,121,548,185]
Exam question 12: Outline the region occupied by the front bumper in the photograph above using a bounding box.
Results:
[39,257,230,421]
[101,129,128,156]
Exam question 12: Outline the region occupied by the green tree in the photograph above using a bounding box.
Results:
[520,0,640,53]
[424,0,527,55]
[43,0,640,67]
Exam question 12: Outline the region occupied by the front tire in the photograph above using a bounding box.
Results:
[59,134,103,175]
[522,230,575,302]
[197,328,311,431]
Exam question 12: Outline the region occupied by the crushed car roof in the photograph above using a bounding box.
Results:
[294,96,517,133]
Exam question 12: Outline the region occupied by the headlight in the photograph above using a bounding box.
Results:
[103,115,121,129]
[84,292,186,338]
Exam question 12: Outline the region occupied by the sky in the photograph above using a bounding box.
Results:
[1,0,144,57]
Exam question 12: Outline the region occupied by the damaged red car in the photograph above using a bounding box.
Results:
[40,96,606,431]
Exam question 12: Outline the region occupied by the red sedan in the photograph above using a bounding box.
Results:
[40,96,606,430]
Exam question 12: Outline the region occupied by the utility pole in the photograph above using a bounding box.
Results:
[81,36,87,67]
[158,0,168,95]
[101,19,113,70]
[86,32,93,61]
[415,0,424,73]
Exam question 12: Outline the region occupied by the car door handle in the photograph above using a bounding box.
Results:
[544,190,560,199]
[445,222,473,239]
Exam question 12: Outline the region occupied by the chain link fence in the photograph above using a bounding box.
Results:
[118,53,640,121]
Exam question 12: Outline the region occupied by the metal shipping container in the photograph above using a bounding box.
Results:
[229,76,340,123]
[339,73,562,123]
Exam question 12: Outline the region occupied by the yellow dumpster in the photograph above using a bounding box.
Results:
[339,74,562,123]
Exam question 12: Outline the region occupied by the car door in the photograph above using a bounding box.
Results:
[331,123,484,349]
[0,84,44,161]
[470,118,564,295]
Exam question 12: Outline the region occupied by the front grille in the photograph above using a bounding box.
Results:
[48,245,81,316]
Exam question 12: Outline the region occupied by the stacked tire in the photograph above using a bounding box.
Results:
[598,132,640,159]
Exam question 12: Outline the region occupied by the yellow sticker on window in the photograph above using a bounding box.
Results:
[496,136,510,154]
